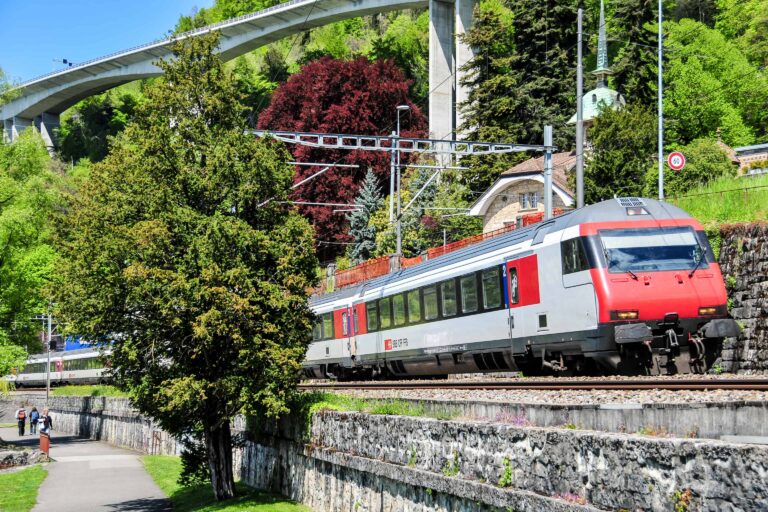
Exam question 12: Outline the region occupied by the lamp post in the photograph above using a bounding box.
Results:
[395,105,411,258]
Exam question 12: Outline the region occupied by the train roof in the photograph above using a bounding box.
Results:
[310,198,693,308]
[27,346,109,359]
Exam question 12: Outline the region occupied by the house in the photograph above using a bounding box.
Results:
[734,142,768,175]
[468,152,575,233]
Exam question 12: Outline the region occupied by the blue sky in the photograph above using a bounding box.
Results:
[1,0,213,82]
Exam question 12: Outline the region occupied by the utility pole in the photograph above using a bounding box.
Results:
[46,307,52,407]
[657,0,664,200]
[544,125,553,220]
[575,8,584,209]
[389,130,396,222]
[395,105,410,258]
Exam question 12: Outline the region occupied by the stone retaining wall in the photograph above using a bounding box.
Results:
[254,410,767,512]
[2,394,179,455]
[718,223,768,374]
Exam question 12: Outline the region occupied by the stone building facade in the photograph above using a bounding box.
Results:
[469,152,575,233]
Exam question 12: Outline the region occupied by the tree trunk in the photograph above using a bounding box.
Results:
[206,418,235,501]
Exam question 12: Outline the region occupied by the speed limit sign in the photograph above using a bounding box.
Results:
[667,152,686,171]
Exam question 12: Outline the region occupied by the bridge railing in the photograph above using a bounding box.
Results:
[15,0,316,88]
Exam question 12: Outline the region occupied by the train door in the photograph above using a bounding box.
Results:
[506,254,541,354]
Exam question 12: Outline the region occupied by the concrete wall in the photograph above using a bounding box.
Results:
[260,410,766,511]
[716,223,768,374]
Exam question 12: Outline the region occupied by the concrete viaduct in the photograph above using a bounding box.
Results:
[1,0,476,148]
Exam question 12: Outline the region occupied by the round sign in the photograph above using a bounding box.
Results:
[667,151,686,171]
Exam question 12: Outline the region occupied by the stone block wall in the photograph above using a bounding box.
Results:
[282,411,768,512]
[717,223,768,373]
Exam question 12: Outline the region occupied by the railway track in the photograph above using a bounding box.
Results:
[298,378,768,391]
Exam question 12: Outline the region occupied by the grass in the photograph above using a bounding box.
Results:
[52,385,129,397]
[141,455,309,512]
[295,392,458,420]
[0,466,48,512]
[670,174,768,228]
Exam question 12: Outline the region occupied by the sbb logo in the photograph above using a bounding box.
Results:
[384,339,393,351]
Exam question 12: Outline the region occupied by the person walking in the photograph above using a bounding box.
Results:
[39,408,53,434]
[15,406,27,436]
[29,407,40,435]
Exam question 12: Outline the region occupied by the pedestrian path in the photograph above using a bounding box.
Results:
[1,427,170,511]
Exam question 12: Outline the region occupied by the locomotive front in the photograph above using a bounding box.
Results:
[582,200,739,374]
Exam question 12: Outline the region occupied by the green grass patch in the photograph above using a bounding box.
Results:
[141,455,309,512]
[0,465,48,511]
[52,385,128,397]
[670,174,768,228]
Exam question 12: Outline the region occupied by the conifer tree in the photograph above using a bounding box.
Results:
[348,169,383,264]
[612,0,658,105]
[54,33,318,502]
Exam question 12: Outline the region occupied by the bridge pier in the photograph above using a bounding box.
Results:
[11,116,33,141]
[35,112,60,150]
[429,0,477,142]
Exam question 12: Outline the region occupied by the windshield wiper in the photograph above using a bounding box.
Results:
[605,248,638,280]
[689,246,705,278]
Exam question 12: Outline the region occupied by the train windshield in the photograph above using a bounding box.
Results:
[599,226,706,273]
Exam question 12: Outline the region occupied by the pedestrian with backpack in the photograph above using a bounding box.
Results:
[39,408,53,434]
[15,406,27,436]
[29,407,40,434]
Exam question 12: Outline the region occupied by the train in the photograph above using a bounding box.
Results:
[6,347,111,387]
[303,197,740,379]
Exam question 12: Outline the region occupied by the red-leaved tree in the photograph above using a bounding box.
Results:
[258,57,426,259]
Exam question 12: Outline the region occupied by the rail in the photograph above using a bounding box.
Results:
[298,378,768,391]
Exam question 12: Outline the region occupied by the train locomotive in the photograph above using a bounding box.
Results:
[303,198,740,379]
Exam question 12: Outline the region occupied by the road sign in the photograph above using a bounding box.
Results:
[667,151,686,171]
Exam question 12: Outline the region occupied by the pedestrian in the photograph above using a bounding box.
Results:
[39,408,53,434]
[29,407,40,435]
[15,405,27,436]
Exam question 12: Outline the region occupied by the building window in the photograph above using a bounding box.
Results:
[529,192,538,208]
[519,193,529,209]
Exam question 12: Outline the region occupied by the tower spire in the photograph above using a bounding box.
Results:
[593,0,612,87]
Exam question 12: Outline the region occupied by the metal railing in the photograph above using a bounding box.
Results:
[14,0,320,88]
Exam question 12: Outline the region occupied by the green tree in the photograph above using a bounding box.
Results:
[370,12,430,100]
[584,102,656,203]
[54,34,317,501]
[348,169,383,264]
[644,138,737,197]
[0,66,18,106]
[0,129,59,355]
[664,19,767,145]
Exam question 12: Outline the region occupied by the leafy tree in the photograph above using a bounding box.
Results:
[57,91,141,163]
[348,169,383,264]
[54,34,318,501]
[257,56,426,258]
[0,66,18,106]
[584,102,657,203]
[370,12,430,100]
[664,19,767,145]
[0,129,59,355]
[715,0,768,67]
[644,137,737,197]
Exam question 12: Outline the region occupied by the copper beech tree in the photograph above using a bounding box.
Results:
[54,34,318,501]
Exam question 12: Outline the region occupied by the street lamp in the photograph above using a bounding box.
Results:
[395,105,410,258]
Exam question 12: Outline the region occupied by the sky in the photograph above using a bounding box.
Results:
[0,0,214,83]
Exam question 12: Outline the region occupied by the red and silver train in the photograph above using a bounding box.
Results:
[303,198,739,378]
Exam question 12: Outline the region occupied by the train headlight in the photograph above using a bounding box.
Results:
[611,310,639,320]
[698,306,724,316]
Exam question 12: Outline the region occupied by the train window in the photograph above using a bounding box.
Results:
[441,280,457,317]
[366,302,379,332]
[379,297,392,329]
[482,268,502,309]
[313,317,323,340]
[392,294,406,326]
[561,238,590,274]
[341,312,349,336]
[322,313,334,340]
[407,290,421,323]
[353,308,359,334]
[509,267,519,304]
[423,286,439,321]
[460,275,478,313]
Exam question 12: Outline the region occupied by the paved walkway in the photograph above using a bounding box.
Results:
[1,426,170,511]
